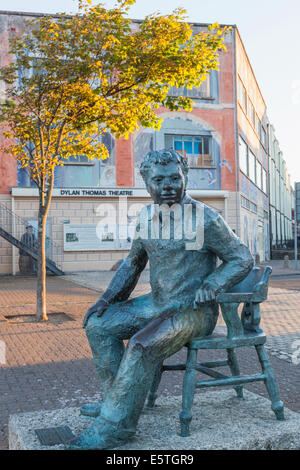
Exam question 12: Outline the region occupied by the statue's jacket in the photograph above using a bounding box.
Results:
[101,194,254,315]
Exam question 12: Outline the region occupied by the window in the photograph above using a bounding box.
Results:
[64,155,94,165]
[261,126,267,149]
[248,149,256,183]
[248,99,255,127]
[238,77,247,112]
[165,134,213,167]
[241,195,257,214]
[249,201,257,213]
[239,136,248,175]
[256,161,262,189]
[255,115,261,139]
[241,195,250,210]
[262,169,267,193]
[168,77,211,99]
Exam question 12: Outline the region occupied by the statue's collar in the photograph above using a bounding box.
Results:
[147,193,194,221]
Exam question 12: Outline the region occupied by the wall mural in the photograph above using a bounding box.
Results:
[265,222,270,260]
[99,133,116,188]
[241,174,249,196]
[244,215,250,249]
[249,182,258,202]
[133,116,228,191]
[134,130,154,188]
[252,219,257,254]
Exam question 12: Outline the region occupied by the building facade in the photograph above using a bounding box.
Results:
[268,124,294,252]
[0,10,292,274]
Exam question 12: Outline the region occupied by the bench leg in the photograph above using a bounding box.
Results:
[146,363,163,408]
[180,348,197,437]
[255,345,285,420]
[227,348,243,399]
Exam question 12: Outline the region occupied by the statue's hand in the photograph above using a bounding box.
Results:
[193,281,219,310]
[83,299,110,328]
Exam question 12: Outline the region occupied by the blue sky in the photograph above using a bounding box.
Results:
[1,0,300,183]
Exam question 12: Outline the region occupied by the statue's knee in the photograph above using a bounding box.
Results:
[85,323,98,343]
[128,333,152,356]
[85,318,105,341]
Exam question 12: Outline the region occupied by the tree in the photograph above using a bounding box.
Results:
[0,0,229,321]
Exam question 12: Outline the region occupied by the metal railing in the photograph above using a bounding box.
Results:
[0,202,64,274]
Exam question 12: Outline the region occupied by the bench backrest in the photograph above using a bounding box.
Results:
[228,266,272,297]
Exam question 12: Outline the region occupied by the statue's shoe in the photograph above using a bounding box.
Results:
[65,426,126,450]
[80,401,103,418]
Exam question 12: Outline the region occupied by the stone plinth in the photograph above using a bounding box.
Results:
[9,390,300,450]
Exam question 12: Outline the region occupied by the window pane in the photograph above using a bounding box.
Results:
[184,141,193,154]
[194,141,201,154]
[174,141,182,151]
[262,127,267,148]
[168,75,211,99]
[203,137,210,154]
[263,169,267,193]
[248,150,256,182]
[165,134,212,167]
[256,116,261,138]
[238,78,247,112]
[256,161,262,189]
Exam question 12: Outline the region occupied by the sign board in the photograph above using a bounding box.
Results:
[63,224,135,251]
[12,187,151,198]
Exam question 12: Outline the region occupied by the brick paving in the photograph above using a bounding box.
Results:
[0,272,299,450]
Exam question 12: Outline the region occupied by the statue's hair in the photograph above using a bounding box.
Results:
[140,148,189,183]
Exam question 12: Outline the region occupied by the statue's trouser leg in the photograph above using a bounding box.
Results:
[97,304,216,440]
[85,293,157,400]
[86,331,125,399]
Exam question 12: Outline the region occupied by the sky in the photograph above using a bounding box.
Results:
[1,0,300,184]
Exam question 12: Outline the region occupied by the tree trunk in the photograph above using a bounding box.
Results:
[36,172,54,321]
[36,205,48,321]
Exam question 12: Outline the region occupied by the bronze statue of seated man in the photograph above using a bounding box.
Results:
[67,149,253,450]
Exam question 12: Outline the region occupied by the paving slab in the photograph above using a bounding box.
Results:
[1,273,300,451]
[8,389,300,450]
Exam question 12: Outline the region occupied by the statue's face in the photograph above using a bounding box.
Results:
[146,162,186,206]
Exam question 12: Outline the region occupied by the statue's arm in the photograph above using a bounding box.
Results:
[194,211,253,305]
[101,238,148,304]
[83,237,148,327]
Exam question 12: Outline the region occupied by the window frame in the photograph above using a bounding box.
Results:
[168,74,212,100]
[256,160,262,189]
[165,134,215,168]
[248,149,256,184]
[262,168,267,194]
[63,155,95,166]
[239,135,248,176]
[238,77,247,113]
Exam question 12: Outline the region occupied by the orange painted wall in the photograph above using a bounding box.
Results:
[155,107,237,192]
[0,16,28,194]
[0,131,17,194]
[115,136,134,187]
[219,42,235,104]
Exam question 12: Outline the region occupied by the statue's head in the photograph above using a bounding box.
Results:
[140,149,189,205]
